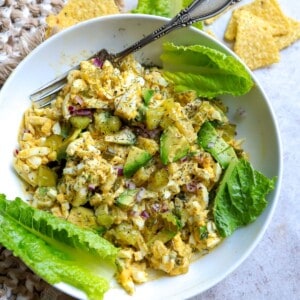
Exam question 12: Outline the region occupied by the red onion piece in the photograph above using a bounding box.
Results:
[13,149,19,156]
[147,128,161,139]
[68,105,75,112]
[93,57,104,68]
[161,203,169,213]
[88,184,96,191]
[113,166,124,176]
[185,181,203,193]
[180,156,188,163]
[186,182,197,193]
[141,210,150,219]
[69,108,93,117]
[134,125,161,139]
[151,203,160,212]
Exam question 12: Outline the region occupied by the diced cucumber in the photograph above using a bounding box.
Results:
[147,229,176,246]
[124,146,152,177]
[96,211,115,228]
[147,168,169,191]
[197,121,237,168]
[160,125,190,165]
[37,165,57,187]
[115,189,138,209]
[104,128,136,145]
[69,116,91,129]
[94,111,122,134]
[44,134,63,151]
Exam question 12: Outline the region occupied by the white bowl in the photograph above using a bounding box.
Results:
[0,14,282,300]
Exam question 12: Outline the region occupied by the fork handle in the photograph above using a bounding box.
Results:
[111,0,241,61]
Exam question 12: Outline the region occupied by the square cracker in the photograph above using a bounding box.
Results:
[274,17,300,50]
[233,11,280,70]
[225,0,290,41]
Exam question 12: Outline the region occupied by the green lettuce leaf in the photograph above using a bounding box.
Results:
[160,42,254,98]
[0,194,118,300]
[213,159,276,237]
[132,0,203,29]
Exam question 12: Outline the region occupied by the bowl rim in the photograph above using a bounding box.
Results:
[0,13,283,300]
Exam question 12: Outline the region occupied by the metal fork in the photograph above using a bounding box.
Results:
[30,0,241,107]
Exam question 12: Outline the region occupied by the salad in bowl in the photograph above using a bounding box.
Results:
[0,14,281,300]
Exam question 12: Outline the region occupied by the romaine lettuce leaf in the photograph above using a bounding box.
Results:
[132,0,203,29]
[160,42,254,98]
[213,159,276,237]
[0,194,118,300]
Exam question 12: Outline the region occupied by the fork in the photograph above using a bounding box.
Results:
[30,0,241,107]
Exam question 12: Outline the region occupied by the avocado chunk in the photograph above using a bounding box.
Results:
[160,125,190,165]
[56,128,81,161]
[115,189,138,209]
[197,121,237,168]
[124,146,152,177]
[161,211,182,231]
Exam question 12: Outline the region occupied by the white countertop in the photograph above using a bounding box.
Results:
[187,0,300,299]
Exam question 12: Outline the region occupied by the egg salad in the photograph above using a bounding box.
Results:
[13,54,248,294]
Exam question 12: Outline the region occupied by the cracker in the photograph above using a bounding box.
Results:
[46,0,120,34]
[274,17,300,50]
[233,11,280,70]
[225,0,290,41]
[224,9,240,41]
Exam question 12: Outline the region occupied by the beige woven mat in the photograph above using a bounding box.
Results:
[0,246,75,300]
[0,0,124,85]
[0,1,123,299]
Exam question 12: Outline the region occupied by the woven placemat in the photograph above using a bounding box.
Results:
[0,1,123,299]
[0,246,76,300]
[0,0,65,86]
[0,0,124,85]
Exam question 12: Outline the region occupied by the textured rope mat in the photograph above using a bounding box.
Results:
[0,246,75,300]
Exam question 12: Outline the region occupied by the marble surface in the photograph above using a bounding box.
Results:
[190,0,300,299]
